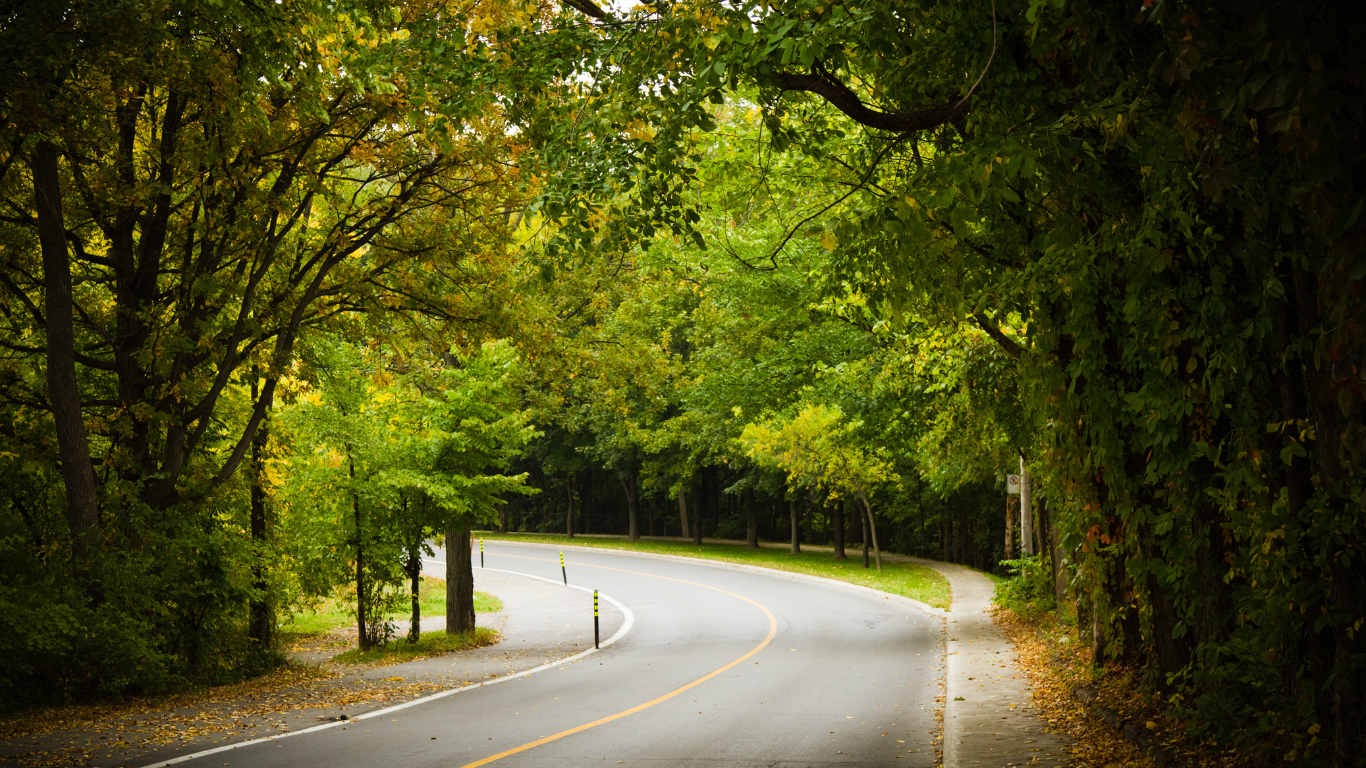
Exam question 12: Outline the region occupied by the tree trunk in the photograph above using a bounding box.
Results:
[1049,501,1067,609]
[789,496,800,554]
[350,452,368,651]
[860,495,869,568]
[583,467,593,534]
[565,474,574,538]
[446,527,476,635]
[497,493,507,534]
[621,469,639,541]
[678,487,689,540]
[691,480,703,544]
[745,488,758,548]
[1004,493,1014,562]
[1091,595,1107,664]
[707,467,720,535]
[248,375,272,650]
[859,492,883,573]
[832,495,847,560]
[406,538,421,644]
[31,140,100,558]
[1020,459,1034,556]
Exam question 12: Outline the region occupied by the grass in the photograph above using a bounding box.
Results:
[331,627,500,665]
[279,576,503,641]
[471,531,953,611]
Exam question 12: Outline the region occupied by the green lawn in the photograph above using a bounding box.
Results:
[471,532,953,611]
[279,576,504,639]
[331,627,500,664]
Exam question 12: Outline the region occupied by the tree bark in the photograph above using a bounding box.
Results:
[832,495,847,560]
[691,480,703,544]
[583,467,593,534]
[789,496,800,554]
[621,468,639,541]
[565,474,575,538]
[1019,459,1034,556]
[678,487,689,540]
[860,495,869,568]
[248,374,272,650]
[1050,506,1067,609]
[352,452,367,651]
[31,140,100,558]
[772,70,968,134]
[406,538,421,644]
[745,488,758,548]
[859,492,883,573]
[446,527,476,635]
[1004,493,1014,562]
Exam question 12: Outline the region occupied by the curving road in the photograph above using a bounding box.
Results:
[175,541,945,767]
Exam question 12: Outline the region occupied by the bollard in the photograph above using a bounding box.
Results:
[594,590,600,649]
[480,539,484,568]
[560,551,567,585]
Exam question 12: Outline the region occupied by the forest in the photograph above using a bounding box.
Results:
[1,0,1363,765]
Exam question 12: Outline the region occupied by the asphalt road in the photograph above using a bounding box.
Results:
[183,540,945,767]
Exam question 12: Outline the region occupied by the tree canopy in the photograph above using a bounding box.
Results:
[2,0,1364,765]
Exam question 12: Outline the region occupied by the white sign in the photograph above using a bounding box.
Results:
[1006,474,1021,494]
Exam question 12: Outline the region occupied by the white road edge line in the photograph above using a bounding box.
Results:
[139,566,634,768]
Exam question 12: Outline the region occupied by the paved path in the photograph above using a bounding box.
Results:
[132,540,945,768]
[4,540,1070,768]
[915,560,1071,768]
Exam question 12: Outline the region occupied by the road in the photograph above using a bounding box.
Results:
[179,540,945,767]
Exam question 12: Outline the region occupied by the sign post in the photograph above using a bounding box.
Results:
[1019,458,1033,556]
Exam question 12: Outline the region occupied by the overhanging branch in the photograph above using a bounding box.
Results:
[561,0,609,20]
[773,68,969,133]
[974,312,1024,359]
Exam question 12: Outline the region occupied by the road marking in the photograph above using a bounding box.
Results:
[139,565,632,768]
[457,552,778,768]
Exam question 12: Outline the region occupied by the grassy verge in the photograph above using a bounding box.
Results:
[331,627,500,665]
[279,578,502,641]
[472,531,952,611]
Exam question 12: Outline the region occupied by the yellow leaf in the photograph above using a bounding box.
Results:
[820,231,837,251]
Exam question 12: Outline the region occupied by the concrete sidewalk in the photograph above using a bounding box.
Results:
[918,559,1072,768]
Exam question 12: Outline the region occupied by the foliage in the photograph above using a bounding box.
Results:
[527,0,1366,761]
[741,404,897,502]
[277,339,534,647]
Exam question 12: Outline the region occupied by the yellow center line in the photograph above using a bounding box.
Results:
[458,553,778,768]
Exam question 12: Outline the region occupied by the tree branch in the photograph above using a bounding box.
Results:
[560,0,608,20]
[973,312,1024,359]
[773,67,969,133]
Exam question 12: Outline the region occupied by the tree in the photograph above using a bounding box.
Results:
[741,404,897,572]
[544,0,1366,760]
[278,340,534,648]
